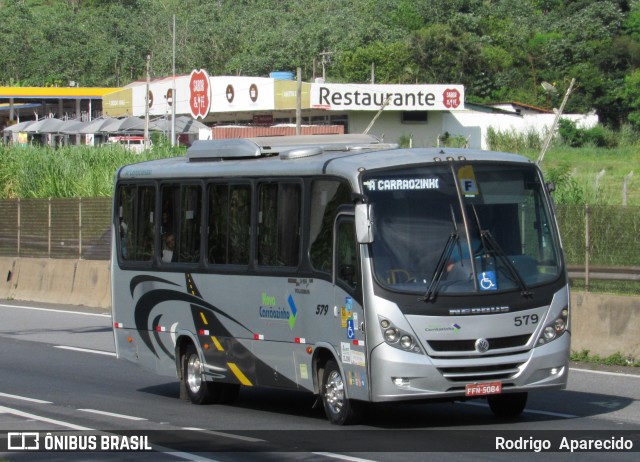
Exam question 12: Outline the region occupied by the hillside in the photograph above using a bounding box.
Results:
[2,0,640,128]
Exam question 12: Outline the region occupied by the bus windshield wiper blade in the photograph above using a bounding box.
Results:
[469,205,532,298]
[420,231,459,303]
[420,205,461,303]
[480,230,533,297]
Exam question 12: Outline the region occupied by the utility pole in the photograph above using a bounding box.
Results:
[171,14,176,147]
[144,54,151,149]
[363,96,391,135]
[319,51,333,82]
[537,78,575,166]
[296,67,302,135]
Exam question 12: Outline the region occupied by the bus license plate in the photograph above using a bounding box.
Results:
[465,381,502,396]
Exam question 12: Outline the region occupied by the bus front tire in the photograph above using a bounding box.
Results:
[182,343,213,405]
[487,392,528,418]
[321,359,362,425]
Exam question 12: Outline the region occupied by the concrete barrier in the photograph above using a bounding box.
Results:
[0,257,110,309]
[69,259,111,308]
[0,257,638,359]
[571,291,640,359]
[0,257,17,300]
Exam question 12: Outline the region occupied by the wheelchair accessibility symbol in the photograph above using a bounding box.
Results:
[478,271,497,291]
[347,319,355,339]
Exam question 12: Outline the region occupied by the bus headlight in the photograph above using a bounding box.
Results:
[384,328,399,343]
[378,317,423,354]
[536,307,569,346]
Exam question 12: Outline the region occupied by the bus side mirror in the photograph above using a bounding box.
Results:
[355,203,374,243]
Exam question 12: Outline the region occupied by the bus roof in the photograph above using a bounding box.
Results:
[117,134,533,182]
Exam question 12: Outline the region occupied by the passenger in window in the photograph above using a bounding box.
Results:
[162,232,176,262]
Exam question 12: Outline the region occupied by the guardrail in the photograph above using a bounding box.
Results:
[567,265,640,282]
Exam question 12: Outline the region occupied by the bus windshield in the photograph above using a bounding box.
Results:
[362,163,561,296]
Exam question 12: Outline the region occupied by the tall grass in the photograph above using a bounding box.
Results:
[1,131,639,206]
[0,144,178,199]
[486,126,640,206]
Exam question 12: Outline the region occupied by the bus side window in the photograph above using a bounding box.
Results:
[161,185,179,263]
[117,184,155,262]
[309,180,351,273]
[258,182,301,267]
[179,185,202,263]
[208,183,251,265]
[336,219,359,290]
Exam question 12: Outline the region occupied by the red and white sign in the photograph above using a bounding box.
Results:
[189,69,211,119]
[443,88,461,109]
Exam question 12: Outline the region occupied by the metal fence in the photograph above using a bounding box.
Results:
[0,198,112,260]
[0,198,638,276]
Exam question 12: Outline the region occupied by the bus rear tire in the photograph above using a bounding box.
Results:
[183,343,214,405]
[321,359,362,425]
[488,392,528,418]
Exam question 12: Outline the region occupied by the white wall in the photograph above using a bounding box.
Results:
[444,110,599,150]
[347,109,598,151]
[347,111,446,148]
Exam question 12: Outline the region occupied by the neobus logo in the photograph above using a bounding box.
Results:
[258,292,298,329]
[449,306,510,315]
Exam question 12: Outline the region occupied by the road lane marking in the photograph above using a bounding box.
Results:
[78,409,147,421]
[180,428,265,443]
[460,400,577,418]
[571,367,640,379]
[0,303,110,318]
[54,345,116,356]
[0,392,52,404]
[0,405,94,430]
[313,453,379,462]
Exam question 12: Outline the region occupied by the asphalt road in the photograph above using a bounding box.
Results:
[0,299,638,461]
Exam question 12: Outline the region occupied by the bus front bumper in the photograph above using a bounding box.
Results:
[369,332,570,402]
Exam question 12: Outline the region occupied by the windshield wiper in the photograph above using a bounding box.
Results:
[420,206,461,302]
[471,206,533,298]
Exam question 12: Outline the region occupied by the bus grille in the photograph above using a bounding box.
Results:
[427,334,530,353]
[437,363,523,382]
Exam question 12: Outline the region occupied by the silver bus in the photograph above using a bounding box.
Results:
[111,134,570,425]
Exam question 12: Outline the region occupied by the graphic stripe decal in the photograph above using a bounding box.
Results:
[227,363,253,386]
[211,336,224,351]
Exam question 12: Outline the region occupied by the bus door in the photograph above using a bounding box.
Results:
[333,213,368,401]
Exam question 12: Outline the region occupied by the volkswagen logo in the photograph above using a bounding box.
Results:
[475,338,490,353]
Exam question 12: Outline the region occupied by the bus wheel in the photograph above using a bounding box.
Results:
[321,360,362,425]
[183,343,213,404]
[487,392,528,418]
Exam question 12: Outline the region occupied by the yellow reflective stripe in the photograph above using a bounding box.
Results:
[199,312,208,325]
[211,336,224,351]
[227,363,253,386]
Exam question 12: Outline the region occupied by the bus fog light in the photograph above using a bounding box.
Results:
[380,319,390,329]
[551,367,559,375]
[393,377,410,387]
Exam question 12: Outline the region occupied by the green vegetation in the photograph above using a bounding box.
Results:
[2,1,640,128]
[0,144,178,199]
[571,349,640,367]
[487,125,640,207]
